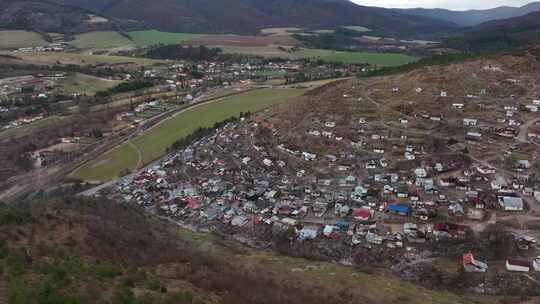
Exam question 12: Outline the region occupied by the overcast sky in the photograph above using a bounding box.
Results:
[351,0,534,10]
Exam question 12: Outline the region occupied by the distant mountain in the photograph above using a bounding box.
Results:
[44,0,456,37]
[396,2,540,27]
[444,10,540,51]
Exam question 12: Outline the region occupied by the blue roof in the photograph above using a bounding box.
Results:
[386,204,410,214]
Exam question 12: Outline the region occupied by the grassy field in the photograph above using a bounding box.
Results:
[15,52,163,66]
[56,73,122,95]
[70,31,134,50]
[0,30,47,50]
[293,49,416,66]
[128,30,201,47]
[71,88,306,181]
[0,116,64,138]
[219,46,416,66]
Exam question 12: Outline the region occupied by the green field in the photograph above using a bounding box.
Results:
[56,73,122,95]
[219,46,416,66]
[0,30,47,50]
[71,88,305,182]
[0,116,64,138]
[293,49,416,66]
[16,52,163,66]
[70,31,134,50]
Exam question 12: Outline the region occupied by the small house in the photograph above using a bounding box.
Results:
[463,253,488,273]
[506,259,530,272]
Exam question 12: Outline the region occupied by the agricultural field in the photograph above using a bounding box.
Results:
[71,88,306,182]
[293,49,416,66]
[55,73,123,95]
[70,31,133,50]
[15,52,163,66]
[219,46,416,66]
[260,27,302,35]
[128,30,201,47]
[0,30,47,50]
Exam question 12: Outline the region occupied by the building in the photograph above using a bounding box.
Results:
[463,253,488,272]
[498,196,524,211]
[506,259,530,272]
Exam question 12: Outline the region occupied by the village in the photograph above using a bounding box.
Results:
[86,53,540,294]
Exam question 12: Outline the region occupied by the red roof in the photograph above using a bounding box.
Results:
[187,197,199,209]
[353,208,369,219]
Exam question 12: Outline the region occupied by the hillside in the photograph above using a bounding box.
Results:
[396,2,540,27]
[444,11,540,51]
[0,197,489,304]
[0,0,143,34]
[46,0,456,37]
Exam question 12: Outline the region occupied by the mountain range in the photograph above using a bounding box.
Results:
[395,1,540,27]
[1,0,457,37]
[444,10,540,51]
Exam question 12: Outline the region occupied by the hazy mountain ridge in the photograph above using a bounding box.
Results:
[396,2,540,27]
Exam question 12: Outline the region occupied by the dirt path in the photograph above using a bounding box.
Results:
[517,117,540,143]
[127,140,143,170]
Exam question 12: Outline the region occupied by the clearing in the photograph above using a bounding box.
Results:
[0,31,47,50]
[70,31,134,50]
[56,73,122,95]
[128,30,201,47]
[71,88,306,182]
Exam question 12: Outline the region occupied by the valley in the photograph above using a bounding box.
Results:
[2,1,540,303]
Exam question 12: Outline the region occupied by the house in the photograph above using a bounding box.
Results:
[440,91,447,97]
[386,204,410,216]
[506,259,530,272]
[517,160,531,169]
[452,103,464,109]
[463,118,478,126]
[465,132,482,141]
[297,226,318,241]
[498,196,524,211]
[353,208,370,221]
[533,257,540,271]
[415,168,428,178]
[463,253,488,272]
[525,105,538,112]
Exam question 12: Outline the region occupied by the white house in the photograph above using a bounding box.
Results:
[463,118,478,126]
[498,196,524,211]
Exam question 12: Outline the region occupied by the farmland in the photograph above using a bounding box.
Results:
[71,88,306,182]
[0,30,47,50]
[15,52,164,66]
[55,73,123,95]
[219,46,416,66]
[70,31,134,50]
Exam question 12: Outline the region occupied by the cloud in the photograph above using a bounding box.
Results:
[351,0,533,10]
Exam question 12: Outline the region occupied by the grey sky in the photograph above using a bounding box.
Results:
[351,0,534,10]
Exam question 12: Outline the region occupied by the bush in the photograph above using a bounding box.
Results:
[0,206,32,226]
[90,263,123,280]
